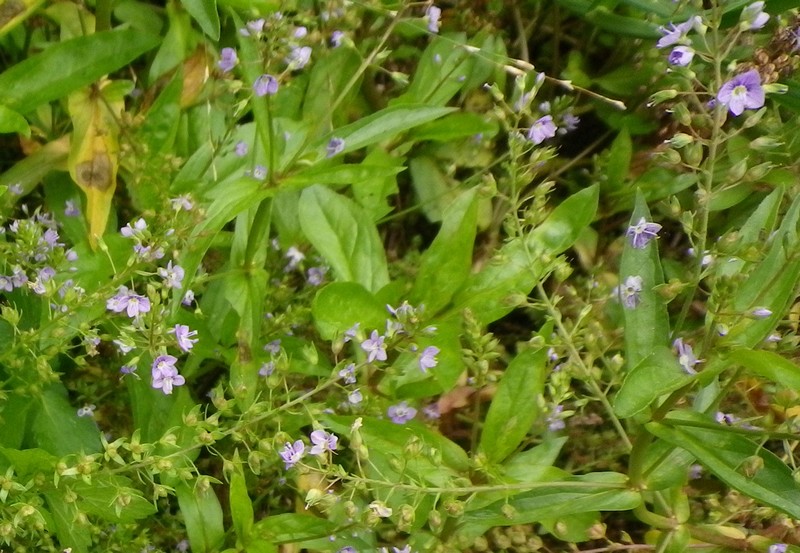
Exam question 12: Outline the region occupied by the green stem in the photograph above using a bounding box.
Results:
[96,0,112,32]
[535,282,633,451]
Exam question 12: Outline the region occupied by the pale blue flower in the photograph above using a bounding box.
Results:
[526,115,557,145]
[326,137,345,158]
[620,275,643,309]
[218,48,238,73]
[361,330,387,363]
[674,338,700,375]
[740,1,769,30]
[280,440,305,469]
[717,70,765,116]
[626,217,662,249]
[419,346,440,372]
[388,401,417,424]
[254,74,279,96]
[170,324,198,352]
[425,5,441,33]
[309,430,338,455]
[668,46,695,66]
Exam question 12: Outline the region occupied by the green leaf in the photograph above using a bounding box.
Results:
[0,29,159,114]
[299,185,389,293]
[727,348,800,390]
[458,473,640,540]
[724,193,800,347]
[409,155,457,222]
[640,439,695,490]
[0,105,29,136]
[393,34,474,106]
[620,191,670,369]
[0,392,33,448]
[301,46,362,128]
[411,187,478,313]
[312,282,388,341]
[614,346,693,418]
[45,491,92,553]
[451,185,598,326]
[230,465,254,544]
[73,475,156,522]
[31,385,101,456]
[176,481,225,553]
[479,347,547,463]
[173,177,273,314]
[603,128,631,191]
[181,0,220,39]
[648,410,800,519]
[323,414,470,473]
[281,163,405,188]
[409,112,498,142]
[313,105,456,160]
[0,446,56,477]
[252,513,336,544]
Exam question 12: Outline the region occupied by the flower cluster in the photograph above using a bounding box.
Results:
[279,429,339,469]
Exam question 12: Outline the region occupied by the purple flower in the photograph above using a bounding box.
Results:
[387,401,417,424]
[293,26,308,38]
[254,74,279,97]
[0,276,12,292]
[560,112,580,132]
[306,266,327,286]
[76,404,96,418]
[423,403,440,419]
[656,16,700,49]
[106,286,151,318]
[626,217,662,249]
[339,363,357,384]
[158,261,185,289]
[674,338,701,375]
[425,5,441,33]
[170,194,193,211]
[309,430,338,455]
[241,18,265,36]
[526,115,557,145]
[620,275,643,309]
[326,137,345,158]
[286,46,312,70]
[264,339,281,354]
[120,364,138,376]
[668,46,695,66]
[361,330,387,363]
[218,47,238,73]
[10,266,27,288]
[717,70,765,116]
[768,544,788,553]
[253,164,268,180]
[259,361,275,376]
[418,346,440,372]
[348,389,363,404]
[65,200,80,217]
[330,30,344,47]
[546,405,565,431]
[151,355,185,394]
[280,440,305,469]
[170,324,199,352]
[741,2,769,30]
[182,289,195,306]
[752,307,772,318]
[343,323,360,343]
[284,246,305,271]
[121,218,147,238]
[235,141,248,157]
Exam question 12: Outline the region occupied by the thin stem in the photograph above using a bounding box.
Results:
[535,282,633,451]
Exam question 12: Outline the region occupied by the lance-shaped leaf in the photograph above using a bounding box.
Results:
[67,82,125,248]
[620,190,669,369]
[648,410,800,519]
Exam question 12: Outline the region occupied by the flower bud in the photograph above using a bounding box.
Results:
[647,89,678,106]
